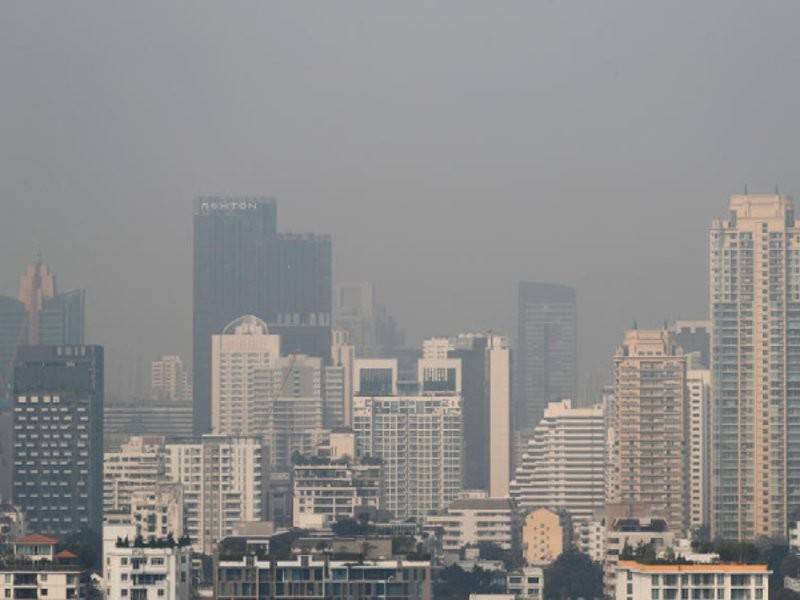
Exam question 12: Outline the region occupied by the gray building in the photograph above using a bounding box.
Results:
[193,198,332,435]
[12,345,103,536]
[517,282,577,429]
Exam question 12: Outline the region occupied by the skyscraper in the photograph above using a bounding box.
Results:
[609,328,688,534]
[13,345,104,536]
[710,194,800,539]
[18,257,84,346]
[517,282,577,429]
[193,198,332,435]
[511,399,606,524]
[0,296,26,404]
[424,333,511,496]
[151,355,191,402]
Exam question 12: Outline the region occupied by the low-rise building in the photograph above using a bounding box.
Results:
[506,566,544,599]
[615,561,769,600]
[574,512,605,562]
[425,497,517,554]
[103,525,192,600]
[521,508,569,566]
[0,534,89,600]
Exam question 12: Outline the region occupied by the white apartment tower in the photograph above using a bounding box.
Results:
[103,436,166,513]
[710,194,800,540]
[510,400,606,524]
[164,434,268,554]
[687,367,711,532]
[610,328,688,534]
[352,356,463,520]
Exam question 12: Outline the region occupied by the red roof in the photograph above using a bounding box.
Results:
[54,550,78,559]
[14,534,59,545]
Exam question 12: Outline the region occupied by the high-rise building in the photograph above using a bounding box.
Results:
[151,355,191,402]
[610,329,688,534]
[510,400,606,524]
[193,198,332,435]
[18,258,84,346]
[687,367,711,533]
[13,345,104,536]
[330,330,355,427]
[673,320,711,369]
[334,283,378,356]
[517,282,577,429]
[103,436,166,513]
[352,356,463,521]
[0,296,26,403]
[165,434,268,554]
[425,334,511,497]
[710,194,800,540]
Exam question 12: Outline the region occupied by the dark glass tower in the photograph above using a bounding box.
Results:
[0,296,27,405]
[193,198,332,434]
[39,289,85,346]
[13,345,104,536]
[517,282,577,429]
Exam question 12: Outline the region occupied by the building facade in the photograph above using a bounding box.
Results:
[610,329,688,534]
[687,368,711,533]
[103,436,166,513]
[425,497,517,553]
[151,355,191,403]
[13,345,103,536]
[516,282,577,429]
[0,535,89,600]
[165,434,268,554]
[710,194,800,540]
[511,400,606,525]
[521,508,568,566]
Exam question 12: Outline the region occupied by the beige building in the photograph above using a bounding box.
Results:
[425,496,518,553]
[130,482,184,538]
[521,508,568,566]
[610,328,688,534]
[151,355,191,402]
[103,436,166,513]
[710,194,800,540]
[687,367,711,532]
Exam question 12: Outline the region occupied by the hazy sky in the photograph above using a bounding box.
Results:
[2,1,799,397]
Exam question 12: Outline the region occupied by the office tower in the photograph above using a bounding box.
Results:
[193,197,332,435]
[710,194,800,540]
[0,296,26,402]
[13,345,103,536]
[331,330,355,426]
[18,257,84,346]
[610,329,688,534]
[424,333,511,496]
[517,281,577,429]
[673,320,711,369]
[352,356,463,520]
[165,434,268,554]
[103,436,166,513]
[511,400,606,524]
[151,355,191,402]
[211,315,281,434]
[334,283,378,356]
[687,368,711,532]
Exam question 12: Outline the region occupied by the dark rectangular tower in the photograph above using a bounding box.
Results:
[12,345,103,536]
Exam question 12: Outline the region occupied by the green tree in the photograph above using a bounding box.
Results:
[544,549,603,600]
[57,528,100,571]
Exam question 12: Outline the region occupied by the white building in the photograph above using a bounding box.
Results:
[103,524,191,600]
[104,436,166,513]
[330,330,355,427]
[151,355,191,403]
[574,512,605,562]
[511,400,606,525]
[687,368,711,532]
[0,534,88,600]
[425,497,517,553]
[614,561,769,600]
[130,482,184,539]
[353,356,463,521]
[165,434,268,555]
[506,567,544,599]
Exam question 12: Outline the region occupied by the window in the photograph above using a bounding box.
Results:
[41,590,48,597]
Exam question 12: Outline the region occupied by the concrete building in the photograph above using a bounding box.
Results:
[330,330,355,426]
[151,355,191,403]
[0,534,89,600]
[710,194,800,540]
[352,356,463,521]
[425,496,517,553]
[104,436,166,513]
[521,508,568,566]
[193,197,331,436]
[292,432,381,529]
[610,329,688,534]
[686,367,711,532]
[103,524,191,600]
[103,400,193,451]
[165,434,268,555]
[425,334,512,497]
[506,567,544,599]
[13,345,103,536]
[614,561,769,600]
[511,400,605,525]
[516,282,577,430]
[574,513,605,562]
[130,483,184,539]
